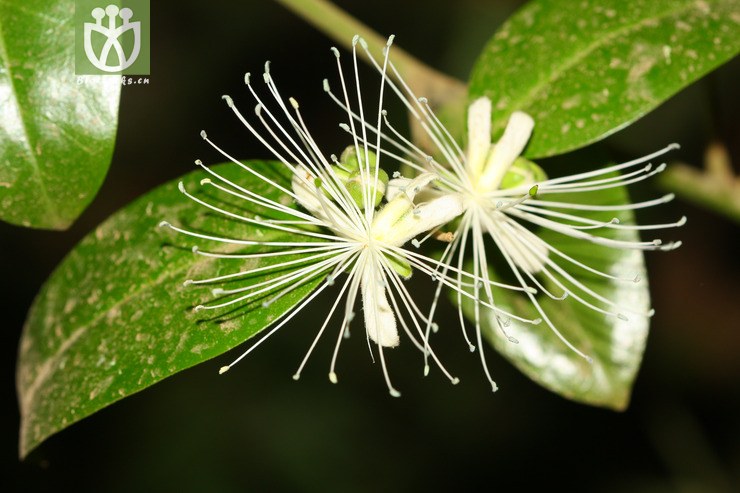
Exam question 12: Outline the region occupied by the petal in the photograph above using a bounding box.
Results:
[466,97,492,179]
[386,173,446,202]
[385,177,412,201]
[381,193,465,246]
[291,165,325,218]
[478,111,535,191]
[291,165,352,230]
[361,265,399,347]
[401,172,438,200]
[371,172,437,238]
[373,172,464,246]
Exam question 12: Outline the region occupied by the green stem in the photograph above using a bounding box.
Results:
[274,0,466,105]
[659,143,740,224]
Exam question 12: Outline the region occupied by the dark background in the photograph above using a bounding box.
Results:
[3,1,739,491]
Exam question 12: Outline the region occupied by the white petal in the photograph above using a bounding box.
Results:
[380,193,464,246]
[361,266,399,347]
[291,165,353,231]
[478,111,534,191]
[387,173,445,202]
[371,172,436,238]
[385,177,413,202]
[466,97,492,179]
[291,165,325,218]
[402,172,438,200]
[373,172,463,246]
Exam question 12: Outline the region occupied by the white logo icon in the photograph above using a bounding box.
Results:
[84,4,141,72]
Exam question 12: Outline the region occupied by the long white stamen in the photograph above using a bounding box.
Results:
[194,160,317,224]
[516,203,686,231]
[178,181,342,243]
[380,259,459,384]
[538,144,679,187]
[454,214,477,352]
[293,255,360,380]
[200,128,297,201]
[196,253,346,312]
[471,214,499,391]
[528,193,676,212]
[357,39,467,181]
[159,221,333,248]
[191,244,345,260]
[480,212,593,363]
[219,270,339,374]
[419,97,466,163]
[186,245,349,286]
[331,46,366,213]
[537,162,656,192]
[206,250,351,295]
[537,163,668,195]
[348,38,374,220]
[329,262,363,383]
[366,37,394,228]
[508,220,656,318]
[507,207,668,251]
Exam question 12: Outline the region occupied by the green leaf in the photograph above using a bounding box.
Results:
[0,0,120,230]
[468,0,740,159]
[17,161,324,458]
[460,176,650,410]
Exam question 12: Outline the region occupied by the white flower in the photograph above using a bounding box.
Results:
[333,39,684,391]
[160,37,472,396]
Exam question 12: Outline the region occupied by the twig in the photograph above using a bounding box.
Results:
[660,141,740,224]
[274,0,467,112]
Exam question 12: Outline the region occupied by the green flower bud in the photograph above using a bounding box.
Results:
[500,157,548,190]
[339,146,379,172]
[339,145,363,171]
[337,146,389,209]
[385,252,412,279]
[344,167,389,209]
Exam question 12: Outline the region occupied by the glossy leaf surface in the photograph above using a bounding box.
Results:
[0,0,120,229]
[469,0,740,158]
[17,161,323,457]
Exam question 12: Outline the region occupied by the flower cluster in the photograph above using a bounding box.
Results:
[161,36,683,395]
[343,37,684,390]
